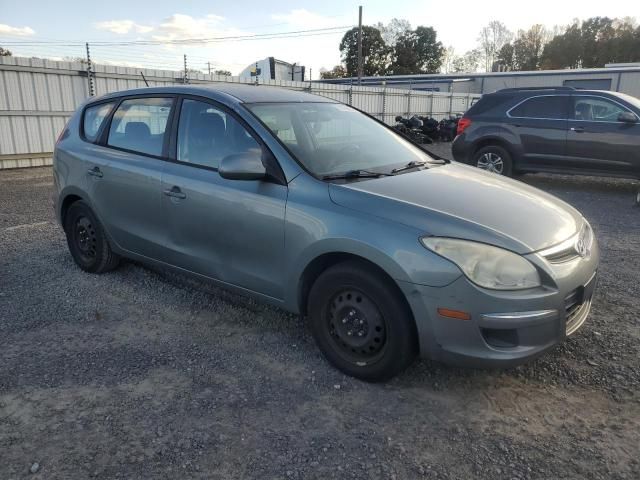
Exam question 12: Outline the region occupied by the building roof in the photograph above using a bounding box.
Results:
[320,65,640,85]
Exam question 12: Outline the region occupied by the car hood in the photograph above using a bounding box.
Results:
[328,163,583,254]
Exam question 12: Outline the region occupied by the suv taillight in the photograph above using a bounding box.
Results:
[457,117,472,136]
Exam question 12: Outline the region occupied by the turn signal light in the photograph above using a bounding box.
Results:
[437,308,471,321]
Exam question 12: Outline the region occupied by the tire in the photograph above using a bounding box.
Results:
[307,261,418,382]
[473,145,513,176]
[63,200,120,273]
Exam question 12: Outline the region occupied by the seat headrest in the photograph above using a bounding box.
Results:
[125,122,151,137]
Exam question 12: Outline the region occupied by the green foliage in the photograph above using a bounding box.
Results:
[390,26,444,75]
[1,46,13,56]
[338,22,444,77]
[339,26,390,77]
[214,69,232,76]
[320,65,347,79]
[490,16,640,71]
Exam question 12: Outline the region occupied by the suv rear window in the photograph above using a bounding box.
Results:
[83,102,115,142]
[509,96,568,120]
[465,94,511,116]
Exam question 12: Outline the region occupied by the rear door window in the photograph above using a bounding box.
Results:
[83,102,115,142]
[107,97,173,157]
[509,96,569,120]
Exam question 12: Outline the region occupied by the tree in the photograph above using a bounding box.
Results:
[512,25,549,70]
[320,65,347,79]
[478,21,513,72]
[541,17,640,70]
[0,46,12,56]
[452,49,482,73]
[440,46,456,73]
[339,26,389,76]
[496,43,516,71]
[389,26,444,75]
[541,22,583,69]
[374,18,412,46]
[214,69,232,76]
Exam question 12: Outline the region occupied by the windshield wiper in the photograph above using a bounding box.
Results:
[390,160,429,174]
[322,169,393,181]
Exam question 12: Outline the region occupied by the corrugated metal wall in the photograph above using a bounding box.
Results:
[0,56,479,169]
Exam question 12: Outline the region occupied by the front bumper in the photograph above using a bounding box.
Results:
[398,243,598,369]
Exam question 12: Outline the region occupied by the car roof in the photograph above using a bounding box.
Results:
[92,83,337,105]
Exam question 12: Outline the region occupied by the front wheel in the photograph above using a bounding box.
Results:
[473,145,513,176]
[308,261,418,382]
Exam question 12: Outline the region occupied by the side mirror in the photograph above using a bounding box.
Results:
[219,151,266,181]
[395,115,402,122]
[618,112,638,123]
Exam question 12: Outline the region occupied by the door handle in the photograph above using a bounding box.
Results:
[163,186,186,199]
[87,166,103,178]
[570,127,585,133]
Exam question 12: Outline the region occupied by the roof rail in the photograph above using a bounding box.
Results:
[497,86,576,92]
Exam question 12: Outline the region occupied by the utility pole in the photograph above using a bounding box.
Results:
[183,54,188,84]
[207,61,211,76]
[357,5,363,85]
[85,42,95,96]
[291,63,296,81]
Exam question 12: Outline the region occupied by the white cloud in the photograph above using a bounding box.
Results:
[151,14,233,41]
[95,20,153,35]
[0,23,35,36]
[271,9,343,29]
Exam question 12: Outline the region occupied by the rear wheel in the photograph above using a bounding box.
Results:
[308,261,418,382]
[473,145,513,176]
[64,201,120,273]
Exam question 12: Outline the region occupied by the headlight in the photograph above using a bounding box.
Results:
[421,237,541,290]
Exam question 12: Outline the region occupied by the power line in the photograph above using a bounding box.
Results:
[0,25,352,46]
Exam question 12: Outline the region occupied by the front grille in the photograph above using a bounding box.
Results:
[540,221,594,264]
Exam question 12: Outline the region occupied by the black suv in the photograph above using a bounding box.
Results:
[452,87,640,178]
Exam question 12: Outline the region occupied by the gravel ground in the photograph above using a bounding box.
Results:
[1,151,639,479]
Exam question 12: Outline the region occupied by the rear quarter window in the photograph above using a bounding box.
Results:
[465,95,511,116]
[82,102,115,142]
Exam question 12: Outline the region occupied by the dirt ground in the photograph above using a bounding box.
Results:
[1,153,639,479]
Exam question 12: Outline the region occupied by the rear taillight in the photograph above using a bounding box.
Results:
[457,117,472,136]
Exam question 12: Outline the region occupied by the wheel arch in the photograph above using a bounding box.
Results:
[296,251,414,325]
[58,186,92,227]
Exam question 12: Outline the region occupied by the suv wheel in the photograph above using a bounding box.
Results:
[474,145,512,176]
[64,201,120,273]
[307,261,418,382]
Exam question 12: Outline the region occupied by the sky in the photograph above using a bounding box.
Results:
[0,0,637,78]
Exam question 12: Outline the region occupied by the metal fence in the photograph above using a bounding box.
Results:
[0,56,480,169]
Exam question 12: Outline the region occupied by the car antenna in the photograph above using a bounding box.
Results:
[140,71,149,87]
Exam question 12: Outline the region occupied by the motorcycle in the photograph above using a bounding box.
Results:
[438,115,461,142]
[394,115,432,144]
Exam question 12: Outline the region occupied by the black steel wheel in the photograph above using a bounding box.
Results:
[327,288,387,365]
[64,200,120,273]
[308,261,418,382]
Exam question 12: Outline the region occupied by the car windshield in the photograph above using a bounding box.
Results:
[613,92,640,111]
[246,102,434,177]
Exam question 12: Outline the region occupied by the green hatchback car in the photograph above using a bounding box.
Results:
[54,84,598,381]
